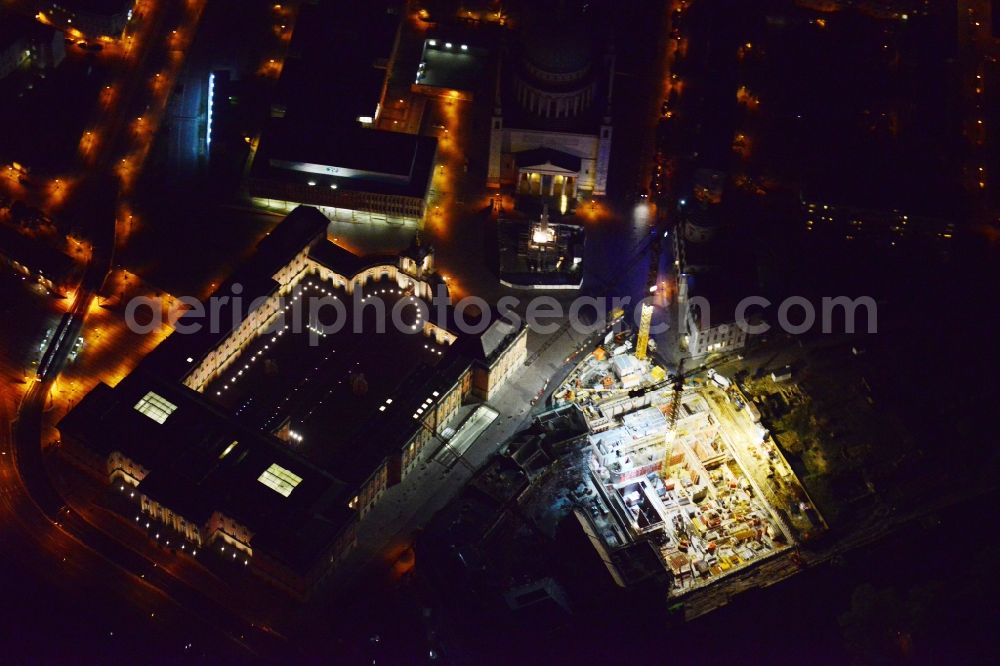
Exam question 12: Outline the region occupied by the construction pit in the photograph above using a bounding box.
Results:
[551,346,824,596]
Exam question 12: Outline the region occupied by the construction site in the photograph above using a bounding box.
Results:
[551,336,824,596]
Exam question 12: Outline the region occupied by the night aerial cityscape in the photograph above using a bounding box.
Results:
[1,0,999,663]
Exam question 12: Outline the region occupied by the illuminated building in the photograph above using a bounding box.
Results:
[530,208,557,246]
[59,206,527,598]
[487,0,614,197]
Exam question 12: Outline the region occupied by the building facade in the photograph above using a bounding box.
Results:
[683,313,748,357]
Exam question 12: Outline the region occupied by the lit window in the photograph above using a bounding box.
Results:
[257,463,303,497]
[134,391,178,424]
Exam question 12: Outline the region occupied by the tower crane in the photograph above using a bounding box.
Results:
[634,212,664,361]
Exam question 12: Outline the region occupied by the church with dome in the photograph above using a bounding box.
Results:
[487,0,615,198]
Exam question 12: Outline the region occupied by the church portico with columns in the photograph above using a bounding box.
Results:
[515,147,582,197]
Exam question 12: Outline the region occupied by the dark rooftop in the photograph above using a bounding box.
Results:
[514,0,601,77]
[253,0,439,205]
[414,39,489,93]
[203,275,455,482]
[139,206,329,381]
[684,270,757,330]
[275,0,400,127]
[308,240,391,278]
[250,118,438,200]
[59,373,354,574]
[515,148,583,173]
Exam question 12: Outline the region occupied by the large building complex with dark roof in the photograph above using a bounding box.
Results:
[487,0,614,197]
[248,120,438,227]
[59,206,527,598]
[247,0,438,227]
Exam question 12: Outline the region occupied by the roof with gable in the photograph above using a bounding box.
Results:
[515,148,583,173]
